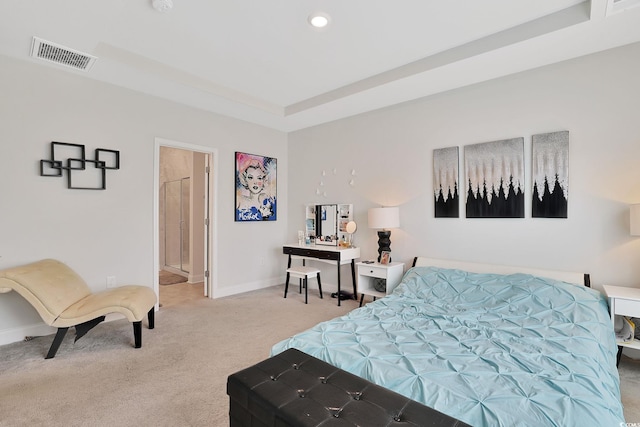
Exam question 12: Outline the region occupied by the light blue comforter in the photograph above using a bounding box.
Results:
[271,266,625,427]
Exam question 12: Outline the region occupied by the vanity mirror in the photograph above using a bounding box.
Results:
[305,203,353,246]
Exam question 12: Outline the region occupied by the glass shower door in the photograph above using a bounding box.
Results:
[164,178,190,273]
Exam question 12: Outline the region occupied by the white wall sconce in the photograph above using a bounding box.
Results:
[631,204,640,236]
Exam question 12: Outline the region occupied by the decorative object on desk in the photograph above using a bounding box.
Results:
[532,131,569,218]
[368,206,400,262]
[464,138,524,218]
[630,204,640,236]
[40,141,120,190]
[380,251,390,265]
[433,146,459,218]
[235,152,277,222]
[344,221,357,247]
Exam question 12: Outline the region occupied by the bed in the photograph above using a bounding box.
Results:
[271,257,625,426]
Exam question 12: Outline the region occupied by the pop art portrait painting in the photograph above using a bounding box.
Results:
[235,152,277,221]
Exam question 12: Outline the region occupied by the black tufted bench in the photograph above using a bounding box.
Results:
[227,348,470,427]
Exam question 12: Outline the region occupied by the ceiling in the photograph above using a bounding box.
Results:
[1,0,640,132]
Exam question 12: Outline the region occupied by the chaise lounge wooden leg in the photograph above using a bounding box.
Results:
[133,321,142,348]
[147,308,155,329]
[46,327,69,359]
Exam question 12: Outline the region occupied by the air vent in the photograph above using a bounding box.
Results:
[30,37,97,71]
[607,0,640,15]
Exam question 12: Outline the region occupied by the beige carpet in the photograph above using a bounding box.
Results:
[0,284,639,426]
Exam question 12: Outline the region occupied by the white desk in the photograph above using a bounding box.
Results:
[283,244,360,306]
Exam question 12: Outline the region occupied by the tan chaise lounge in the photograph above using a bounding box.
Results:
[0,259,157,359]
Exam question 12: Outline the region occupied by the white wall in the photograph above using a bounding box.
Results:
[287,41,640,291]
[0,55,287,344]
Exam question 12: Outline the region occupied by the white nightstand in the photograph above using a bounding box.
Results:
[356,261,404,306]
[603,285,640,365]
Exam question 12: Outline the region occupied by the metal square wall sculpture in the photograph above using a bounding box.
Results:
[40,141,120,190]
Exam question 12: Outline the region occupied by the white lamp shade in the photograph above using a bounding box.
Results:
[631,204,640,236]
[368,207,400,229]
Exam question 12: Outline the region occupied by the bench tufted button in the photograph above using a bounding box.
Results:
[292,363,299,370]
[270,375,277,381]
[297,389,305,398]
[393,415,401,422]
[319,376,327,384]
[353,391,362,400]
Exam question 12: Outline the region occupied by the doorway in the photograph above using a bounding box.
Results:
[154,138,217,306]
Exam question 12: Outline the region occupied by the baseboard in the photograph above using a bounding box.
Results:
[188,273,204,283]
[0,323,56,346]
[212,276,351,299]
[0,313,136,346]
[213,276,283,298]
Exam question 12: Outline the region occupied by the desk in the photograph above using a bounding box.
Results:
[283,244,360,306]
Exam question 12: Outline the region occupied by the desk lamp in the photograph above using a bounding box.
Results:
[368,207,400,262]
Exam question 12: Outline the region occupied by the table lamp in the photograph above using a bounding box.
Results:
[368,206,400,262]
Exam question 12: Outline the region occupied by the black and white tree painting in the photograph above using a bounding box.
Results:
[465,138,524,218]
[433,146,459,217]
[532,131,569,218]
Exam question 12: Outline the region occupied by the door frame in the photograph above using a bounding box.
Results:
[153,137,218,301]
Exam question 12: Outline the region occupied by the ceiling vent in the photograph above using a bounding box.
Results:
[607,0,640,15]
[30,37,97,72]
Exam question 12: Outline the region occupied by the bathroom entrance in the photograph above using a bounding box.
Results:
[157,142,214,303]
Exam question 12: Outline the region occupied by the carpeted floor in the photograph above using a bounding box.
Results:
[0,284,639,426]
[0,284,359,426]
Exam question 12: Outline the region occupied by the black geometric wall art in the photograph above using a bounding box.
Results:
[464,137,525,218]
[532,131,569,218]
[433,146,459,218]
[39,141,120,190]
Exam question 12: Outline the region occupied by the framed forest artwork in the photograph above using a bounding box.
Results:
[464,138,524,218]
[235,152,277,221]
[531,131,569,218]
[433,146,459,217]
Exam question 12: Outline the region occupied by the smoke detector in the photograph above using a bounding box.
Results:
[30,37,97,72]
[152,0,173,12]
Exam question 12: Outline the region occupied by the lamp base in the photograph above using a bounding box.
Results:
[376,230,392,262]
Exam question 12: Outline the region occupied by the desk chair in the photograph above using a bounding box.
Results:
[284,266,322,304]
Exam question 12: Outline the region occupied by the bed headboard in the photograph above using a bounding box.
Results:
[412,257,590,287]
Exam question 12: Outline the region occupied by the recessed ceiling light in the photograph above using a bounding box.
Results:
[308,12,331,29]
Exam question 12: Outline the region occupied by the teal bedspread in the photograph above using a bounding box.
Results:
[271,266,625,426]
